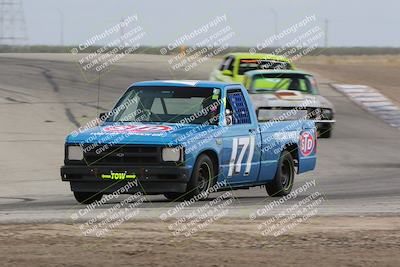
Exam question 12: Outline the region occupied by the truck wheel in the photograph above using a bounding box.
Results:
[73,192,103,204]
[266,150,295,197]
[184,154,215,200]
[319,128,332,138]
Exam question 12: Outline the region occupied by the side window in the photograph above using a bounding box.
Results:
[219,56,235,71]
[226,90,251,125]
[299,79,308,92]
[306,75,319,94]
[226,56,235,71]
[219,56,231,71]
[218,57,229,71]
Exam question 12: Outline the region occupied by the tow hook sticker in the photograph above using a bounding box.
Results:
[101,171,137,180]
[299,131,315,157]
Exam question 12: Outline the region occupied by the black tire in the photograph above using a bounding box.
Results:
[266,150,295,197]
[73,191,103,204]
[163,192,183,201]
[184,154,215,200]
[163,154,215,201]
[319,128,332,138]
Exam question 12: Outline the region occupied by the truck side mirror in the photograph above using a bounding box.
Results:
[222,69,233,77]
[225,109,233,126]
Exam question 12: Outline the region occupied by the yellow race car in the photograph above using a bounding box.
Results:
[209,52,294,83]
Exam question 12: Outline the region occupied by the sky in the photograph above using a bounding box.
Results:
[17,0,399,47]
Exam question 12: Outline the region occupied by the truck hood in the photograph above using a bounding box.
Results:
[250,90,334,110]
[66,122,217,146]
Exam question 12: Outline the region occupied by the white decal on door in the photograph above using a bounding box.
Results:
[228,136,255,176]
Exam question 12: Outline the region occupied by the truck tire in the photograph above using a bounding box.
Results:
[164,154,214,201]
[73,191,103,204]
[185,154,214,200]
[266,150,295,197]
[319,128,332,138]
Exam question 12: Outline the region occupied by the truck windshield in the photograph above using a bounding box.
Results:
[250,74,317,94]
[238,59,291,75]
[107,86,221,125]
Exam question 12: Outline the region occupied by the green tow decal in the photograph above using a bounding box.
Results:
[101,171,137,180]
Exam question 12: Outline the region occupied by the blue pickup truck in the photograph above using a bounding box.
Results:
[61,80,316,204]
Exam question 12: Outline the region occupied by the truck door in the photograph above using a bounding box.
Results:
[221,88,261,184]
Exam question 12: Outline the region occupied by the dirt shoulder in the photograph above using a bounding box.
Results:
[298,55,400,106]
[1,216,399,267]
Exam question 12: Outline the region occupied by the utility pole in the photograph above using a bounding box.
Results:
[324,18,329,48]
[0,0,28,45]
[270,8,278,47]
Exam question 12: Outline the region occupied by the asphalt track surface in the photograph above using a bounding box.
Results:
[0,54,399,223]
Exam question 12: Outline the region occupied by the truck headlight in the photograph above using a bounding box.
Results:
[162,147,182,162]
[67,145,84,161]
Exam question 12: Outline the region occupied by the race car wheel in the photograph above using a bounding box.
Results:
[266,150,295,197]
[184,154,214,200]
[73,191,103,204]
[163,192,183,201]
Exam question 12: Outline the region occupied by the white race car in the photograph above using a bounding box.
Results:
[244,70,335,138]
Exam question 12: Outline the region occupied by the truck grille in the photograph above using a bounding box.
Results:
[82,144,162,166]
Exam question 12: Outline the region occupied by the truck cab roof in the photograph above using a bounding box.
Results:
[224,53,292,63]
[131,80,241,88]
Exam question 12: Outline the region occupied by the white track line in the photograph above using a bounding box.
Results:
[331,84,400,130]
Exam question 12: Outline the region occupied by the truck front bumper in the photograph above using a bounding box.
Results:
[61,165,191,194]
